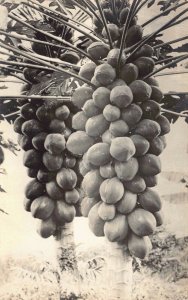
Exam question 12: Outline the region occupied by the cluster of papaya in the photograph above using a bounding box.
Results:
[13,96,82,238]
[66,33,170,259]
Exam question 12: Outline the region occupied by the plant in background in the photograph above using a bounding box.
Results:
[0,0,188,299]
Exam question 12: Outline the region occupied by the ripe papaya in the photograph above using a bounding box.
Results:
[134,119,161,140]
[156,115,170,136]
[55,105,70,121]
[83,99,101,118]
[85,114,109,137]
[127,208,156,236]
[107,48,126,67]
[110,85,133,108]
[43,152,63,171]
[27,168,38,178]
[14,116,25,134]
[117,191,137,215]
[54,200,76,224]
[56,168,77,190]
[36,105,54,124]
[37,217,56,238]
[103,104,121,122]
[81,196,100,217]
[67,131,94,156]
[125,25,143,47]
[119,7,129,24]
[46,180,64,200]
[88,202,105,237]
[49,119,66,134]
[102,129,115,144]
[130,134,150,157]
[60,51,80,64]
[99,177,124,204]
[144,76,159,87]
[72,86,94,109]
[138,154,161,176]
[153,210,164,227]
[100,161,116,179]
[87,42,110,60]
[98,202,116,221]
[131,44,154,60]
[44,133,66,155]
[151,86,164,103]
[143,175,158,187]
[79,62,97,80]
[129,80,152,102]
[19,135,33,151]
[107,79,126,90]
[102,23,120,41]
[124,175,146,194]
[139,188,162,213]
[141,100,161,119]
[82,151,96,171]
[20,103,37,120]
[23,149,42,169]
[64,188,80,205]
[119,63,139,84]
[104,214,129,242]
[128,233,152,259]
[72,111,88,131]
[134,57,155,77]
[159,136,167,148]
[37,168,55,183]
[31,195,55,220]
[32,132,48,151]
[79,161,90,176]
[94,63,116,86]
[87,143,111,166]
[93,87,111,109]
[82,169,103,198]
[115,157,139,181]
[24,197,33,212]
[22,119,43,137]
[25,179,45,200]
[91,76,101,88]
[109,120,129,137]
[121,104,142,127]
[63,155,76,168]
[149,136,165,156]
[110,137,136,162]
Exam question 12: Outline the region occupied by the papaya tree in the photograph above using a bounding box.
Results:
[0,0,188,299]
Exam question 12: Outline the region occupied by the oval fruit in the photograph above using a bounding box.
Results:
[124,175,146,194]
[23,149,42,169]
[19,135,33,151]
[104,214,129,242]
[55,105,70,121]
[102,129,115,144]
[110,137,136,162]
[110,85,133,108]
[54,201,76,224]
[129,80,152,102]
[27,168,38,178]
[94,63,116,86]
[99,177,124,204]
[46,180,64,200]
[134,57,155,77]
[117,191,137,214]
[79,62,96,80]
[107,79,126,90]
[72,111,88,131]
[87,143,111,166]
[37,217,56,238]
[48,119,66,134]
[44,133,66,155]
[134,119,161,140]
[43,152,63,171]
[153,210,164,227]
[149,136,164,156]
[65,189,80,205]
[93,87,110,109]
[32,132,48,151]
[67,131,94,156]
[85,114,109,137]
[138,188,162,213]
[107,48,126,67]
[100,161,116,179]
[24,197,33,212]
[56,168,77,190]
[31,195,55,220]
[14,116,25,134]
[115,158,139,181]
[22,119,43,137]
[128,208,156,236]
[102,23,120,41]
[21,103,37,119]
[143,175,158,187]
[87,42,110,60]
[72,86,93,109]
[98,202,116,221]
[132,44,154,60]
[125,25,143,47]
[83,99,101,118]
[25,179,45,200]
[141,100,161,119]
[151,86,163,103]
[119,63,139,84]
[37,168,55,183]
[130,135,150,157]
[156,115,170,135]
[103,104,120,122]
[128,233,152,259]
[88,202,105,237]
[144,76,159,87]
[138,154,161,176]
[82,169,103,197]
[121,104,142,127]
[81,196,100,217]
[109,120,129,137]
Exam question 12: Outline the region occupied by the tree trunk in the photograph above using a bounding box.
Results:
[55,222,81,299]
[106,240,133,300]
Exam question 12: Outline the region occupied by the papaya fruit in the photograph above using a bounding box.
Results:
[159,135,167,148]
[93,87,111,109]
[37,168,55,183]
[156,115,170,136]
[124,175,146,194]
[82,169,103,198]
[63,155,76,168]
[88,202,105,237]
[102,23,120,41]
[19,135,33,151]
[132,44,154,60]
[44,133,66,155]
[85,114,109,137]
[91,76,101,88]
[102,129,115,144]
[103,104,121,122]
[128,233,152,259]
[23,67,39,83]
[100,161,116,179]
[54,201,76,224]
[149,136,165,156]
[151,86,164,103]
[138,154,161,176]
[110,137,136,162]
[94,63,116,86]
[36,104,54,124]
[13,116,26,134]
[82,151,96,171]
[56,168,77,190]
[153,210,164,227]
[121,104,142,127]
[134,119,161,140]
[55,105,70,121]
[37,217,56,238]
[32,132,48,151]
[119,63,139,85]
[20,103,37,120]
[82,99,101,118]
[141,100,161,119]
[99,177,124,204]
[79,62,96,80]
[23,149,42,169]
[87,42,110,60]
[60,51,80,64]
[107,79,126,90]
[79,158,92,176]
[127,208,156,236]
[64,188,80,205]
[49,119,66,133]
[43,152,63,171]
[138,188,162,213]
[72,111,88,131]
[110,85,133,108]
[81,196,100,217]
[143,175,158,187]
[66,131,94,156]
[115,157,139,181]
[72,86,94,109]
[24,197,33,212]
[117,191,137,214]
[107,48,126,67]
[22,119,43,137]
[130,135,150,157]
[31,195,55,220]
[119,7,129,24]
[98,202,116,221]
[103,8,115,23]
[109,120,129,137]
[144,76,159,87]
[27,168,38,178]
[125,25,143,47]
[87,143,111,166]
[46,180,64,200]
[134,57,155,77]
[129,80,152,102]
[25,179,45,200]
[104,214,129,242]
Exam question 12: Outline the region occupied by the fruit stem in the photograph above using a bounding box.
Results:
[95,0,114,49]
[0,95,71,100]
[144,54,188,79]
[134,0,148,16]
[0,80,24,84]
[0,49,23,61]
[0,40,95,88]
[79,0,103,25]
[164,92,188,96]
[156,54,185,65]
[161,108,188,118]
[112,0,118,24]
[8,13,98,64]
[0,59,54,72]
[153,35,188,49]
[0,64,22,74]
[9,72,30,84]
[142,1,188,28]
[164,16,188,30]
[155,70,188,77]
